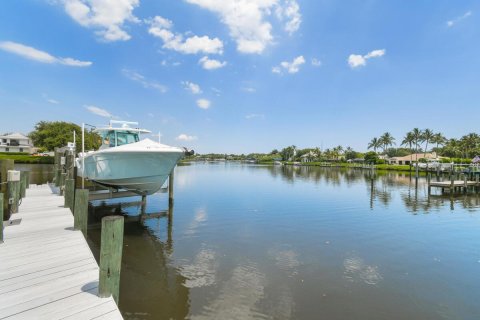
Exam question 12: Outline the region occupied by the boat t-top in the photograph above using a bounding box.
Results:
[76,120,193,195]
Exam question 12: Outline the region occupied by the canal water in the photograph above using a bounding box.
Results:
[22,163,480,319]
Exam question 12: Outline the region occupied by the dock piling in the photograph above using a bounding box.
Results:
[99,215,124,304]
[73,189,89,237]
[20,171,26,199]
[66,151,75,179]
[450,175,454,194]
[64,179,75,211]
[25,171,30,189]
[7,170,20,214]
[59,173,66,196]
[168,169,174,205]
[0,160,14,220]
[0,194,3,243]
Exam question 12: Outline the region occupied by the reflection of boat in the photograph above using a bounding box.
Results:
[77,121,193,195]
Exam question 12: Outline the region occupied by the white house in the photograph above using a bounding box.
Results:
[0,133,35,153]
[300,151,318,163]
[388,152,438,165]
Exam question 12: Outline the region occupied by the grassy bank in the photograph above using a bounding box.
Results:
[0,153,54,164]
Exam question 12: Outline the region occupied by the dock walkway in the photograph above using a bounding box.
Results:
[0,184,123,320]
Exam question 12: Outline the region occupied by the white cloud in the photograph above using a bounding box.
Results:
[276,0,301,35]
[364,49,385,59]
[47,99,60,104]
[59,57,93,67]
[245,113,264,119]
[147,16,223,54]
[311,58,322,67]
[147,112,154,118]
[0,41,92,66]
[182,81,202,94]
[199,56,227,70]
[447,11,472,27]
[62,0,140,41]
[176,134,198,141]
[196,98,211,109]
[186,0,301,54]
[347,54,366,68]
[348,49,385,68]
[122,69,167,93]
[272,66,281,74]
[242,87,256,93]
[273,55,305,74]
[84,105,113,118]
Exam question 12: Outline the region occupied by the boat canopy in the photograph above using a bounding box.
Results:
[94,120,151,148]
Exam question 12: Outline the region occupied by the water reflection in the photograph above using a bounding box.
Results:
[23,163,479,319]
[88,202,189,320]
[256,165,480,213]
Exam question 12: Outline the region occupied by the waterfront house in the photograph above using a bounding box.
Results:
[388,152,437,165]
[300,151,318,163]
[0,132,35,153]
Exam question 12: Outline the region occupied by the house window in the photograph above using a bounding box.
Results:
[19,148,23,152]
[5,147,9,152]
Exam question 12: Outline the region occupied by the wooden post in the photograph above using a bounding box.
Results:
[73,189,89,237]
[54,148,61,185]
[59,173,66,196]
[0,160,14,220]
[427,173,431,195]
[25,171,30,189]
[168,169,174,205]
[7,170,20,214]
[64,179,75,211]
[450,174,454,194]
[66,151,75,179]
[0,194,3,243]
[99,216,124,304]
[55,169,62,187]
[464,174,468,193]
[19,171,26,199]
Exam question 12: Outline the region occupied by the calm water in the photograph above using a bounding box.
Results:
[28,163,480,319]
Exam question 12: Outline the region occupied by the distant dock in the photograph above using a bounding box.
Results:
[0,184,123,319]
[428,173,480,195]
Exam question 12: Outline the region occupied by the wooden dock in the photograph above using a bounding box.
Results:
[428,179,480,194]
[0,184,123,320]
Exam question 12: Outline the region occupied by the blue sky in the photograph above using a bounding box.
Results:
[1,0,479,153]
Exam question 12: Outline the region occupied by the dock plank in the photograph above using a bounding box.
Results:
[0,184,122,320]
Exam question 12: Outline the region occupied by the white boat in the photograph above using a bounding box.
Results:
[76,121,193,195]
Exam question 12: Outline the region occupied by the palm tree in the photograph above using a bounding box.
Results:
[411,128,422,158]
[368,137,381,153]
[431,133,446,152]
[332,145,343,161]
[422,129,435,159]
[401,132,415,170]
[379,132,396,155]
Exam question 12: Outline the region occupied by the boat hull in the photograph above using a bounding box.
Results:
[79,150,183,195]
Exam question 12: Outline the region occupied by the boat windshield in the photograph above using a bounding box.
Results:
[100,130,139,148]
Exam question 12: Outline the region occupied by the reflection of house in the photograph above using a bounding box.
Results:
[0,133,35,153]
[300,151,318,163]
[388,152,437,165]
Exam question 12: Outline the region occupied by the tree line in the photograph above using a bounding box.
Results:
[369,129,480,159]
